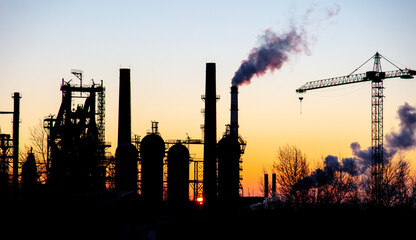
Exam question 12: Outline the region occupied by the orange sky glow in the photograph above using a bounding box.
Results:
[1,1,416,196]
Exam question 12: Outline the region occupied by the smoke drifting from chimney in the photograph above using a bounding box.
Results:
[349,102,416,168]
[231,28,309,87]
[292,102,416,192]
[231,4,340,87]
[386,102,416,150]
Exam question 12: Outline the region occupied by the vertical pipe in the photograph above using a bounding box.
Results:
[271,173,276,195]
[89,88,96,127]
[230,85,238,137]
[203,63,217,206]
[118,68,131,145]
[264,174,269,198]
[12,92,20,190]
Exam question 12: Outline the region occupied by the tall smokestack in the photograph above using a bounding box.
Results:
[203,63,217,206]
[118,68,131,145]
[12,92,20,190]
[115,68,138,192]
[230,86,238,137]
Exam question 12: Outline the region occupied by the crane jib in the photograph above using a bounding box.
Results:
[295,52,415,204]
[296,68,415,93]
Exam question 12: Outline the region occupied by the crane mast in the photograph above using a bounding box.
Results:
[296,52,415,201]
[371,53,384,169]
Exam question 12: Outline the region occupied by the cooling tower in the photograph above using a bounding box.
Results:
[140,125,165,204]
[167,143,190,206]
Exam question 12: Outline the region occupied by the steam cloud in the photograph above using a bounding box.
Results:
[292,155,356,192]
[231,4,340,87]
[343,103,416,172]
[386,102,416,150]
[292,102,416,192]
[231,28,309,86]
[349,142,395,172]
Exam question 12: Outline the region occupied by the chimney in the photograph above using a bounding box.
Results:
[12,92,20,190]
[271,173,276,195]
[203,63,217,206]
[118,68,131,145]
[264,174,269,198]
[115,68,138,192]
[230,85,238,137]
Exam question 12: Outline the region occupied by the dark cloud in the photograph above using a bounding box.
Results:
[386,102,416,150]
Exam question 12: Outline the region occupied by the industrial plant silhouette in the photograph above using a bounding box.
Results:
[1,61,416,239]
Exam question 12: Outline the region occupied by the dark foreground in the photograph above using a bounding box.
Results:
[2,192,416,240]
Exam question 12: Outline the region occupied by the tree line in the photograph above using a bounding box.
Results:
[261,144,416,207]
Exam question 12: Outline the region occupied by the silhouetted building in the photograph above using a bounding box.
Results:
[217,85,245,205]
[0,134,12,193]
[44,72,108,192]
[21,150,38,191]
[140,122,165,204]
[115,144,138,191]
[217,134,240,204]
[167,142,190,206]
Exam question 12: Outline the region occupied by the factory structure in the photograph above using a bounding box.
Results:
[0,92,21,192]
[2,56,416,239]
[43,70,109,192]
[0,63,246,208]
[111,63,246,206]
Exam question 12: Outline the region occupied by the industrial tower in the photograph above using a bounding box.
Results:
[44,70,109,192]
[296,52,415,201]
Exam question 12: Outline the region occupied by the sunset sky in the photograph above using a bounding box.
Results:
[1,0,416,196]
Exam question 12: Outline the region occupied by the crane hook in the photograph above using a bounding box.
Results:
[299,97,304,114]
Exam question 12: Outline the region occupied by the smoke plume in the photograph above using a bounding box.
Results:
[292,155,348,191]
[231,28,309,86]
[292,103,416,192]
[386,102,416,150]
[231,4,340,87]
[350,142,371,172]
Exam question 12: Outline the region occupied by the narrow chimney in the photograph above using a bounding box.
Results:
[203,63,217,206]
[12,92,20,190]
[264,174,269,198]
[118,68,131,145]
[230,85,238,137]
[115,68,138,192]
[271,173,276,195]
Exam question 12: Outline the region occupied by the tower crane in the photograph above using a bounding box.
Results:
[296,52,415,170]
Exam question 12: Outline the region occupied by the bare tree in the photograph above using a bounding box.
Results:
[363,156,412,206]
[272,144,310,201]
[390,158,411,205]
[28,119,48,183]
[315,169,358,204]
